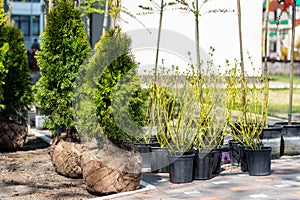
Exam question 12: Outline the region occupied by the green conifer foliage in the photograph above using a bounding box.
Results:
[0,0,8,109]
[0,0,33,124]
[0,0,6,26]
[95,28,146,143]
[0,44,8,108]
[35,0,91,134]
[78,27,146,144]
[0,23,33,124]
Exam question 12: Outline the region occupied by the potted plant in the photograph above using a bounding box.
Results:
[132,88,160,170]
[281,0,300,156]
[137,68,178,174]
[35,0,91,137]
[225,62,272,176]
[146,75,177,173]
[154,67,197,183]
[190,63,227,180]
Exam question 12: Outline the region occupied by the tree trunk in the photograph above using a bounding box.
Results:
[154,0,164,81]
[263,0,270,127]
[288,0,296,124]
[102,0,110,36]
[237,0,246,117]
[195,0,201,78]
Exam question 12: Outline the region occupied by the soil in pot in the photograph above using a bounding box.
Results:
[245,146,272,176]
[194,150,214,180]
[150,146,169,173]
[168,152,195,184]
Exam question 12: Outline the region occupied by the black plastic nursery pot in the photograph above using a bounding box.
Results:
[194,151,214,180]
[273,122,300,126]
[135,143,151,168]
[229,140,242,166]
[261,126,283,159]
[150,146,169,173]
[238,145,248,172]
[136,143,160,168]
[274,122,300,156]
[211,148,222,175]
[168,152,195,184]
[245,146,272,176]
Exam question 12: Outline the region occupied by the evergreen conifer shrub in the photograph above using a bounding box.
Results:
[0,0,33,124]
[0,0,8,109]
[76,27,147,145]
[35,0,91,135]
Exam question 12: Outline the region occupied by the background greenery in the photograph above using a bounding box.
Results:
[268,74,300,119]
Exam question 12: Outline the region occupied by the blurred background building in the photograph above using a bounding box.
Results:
[3,0,105,51]
[262,0,300,61]
[3,0,300,74]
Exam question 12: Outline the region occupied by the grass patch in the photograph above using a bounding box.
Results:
[269,74,300,84]
[268,88,300,118]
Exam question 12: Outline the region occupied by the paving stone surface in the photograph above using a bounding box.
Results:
[104,155,300,200]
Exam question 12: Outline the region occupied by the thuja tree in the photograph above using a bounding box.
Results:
[77,27,147,145]
[35,0,91,135]
[0,1,33,124]
[95,27,146,143]
[0,0,8,109]
[0,46,8,111]
[0,44,8,107]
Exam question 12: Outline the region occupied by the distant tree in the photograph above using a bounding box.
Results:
[177,0,233,76]
[35,0,91,135]
[138,0,178,80]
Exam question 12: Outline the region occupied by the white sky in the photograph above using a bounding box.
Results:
[120,0,263,75]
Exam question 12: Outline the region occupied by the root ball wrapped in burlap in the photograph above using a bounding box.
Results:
[49,132,86,178]
[81,140,142,195]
